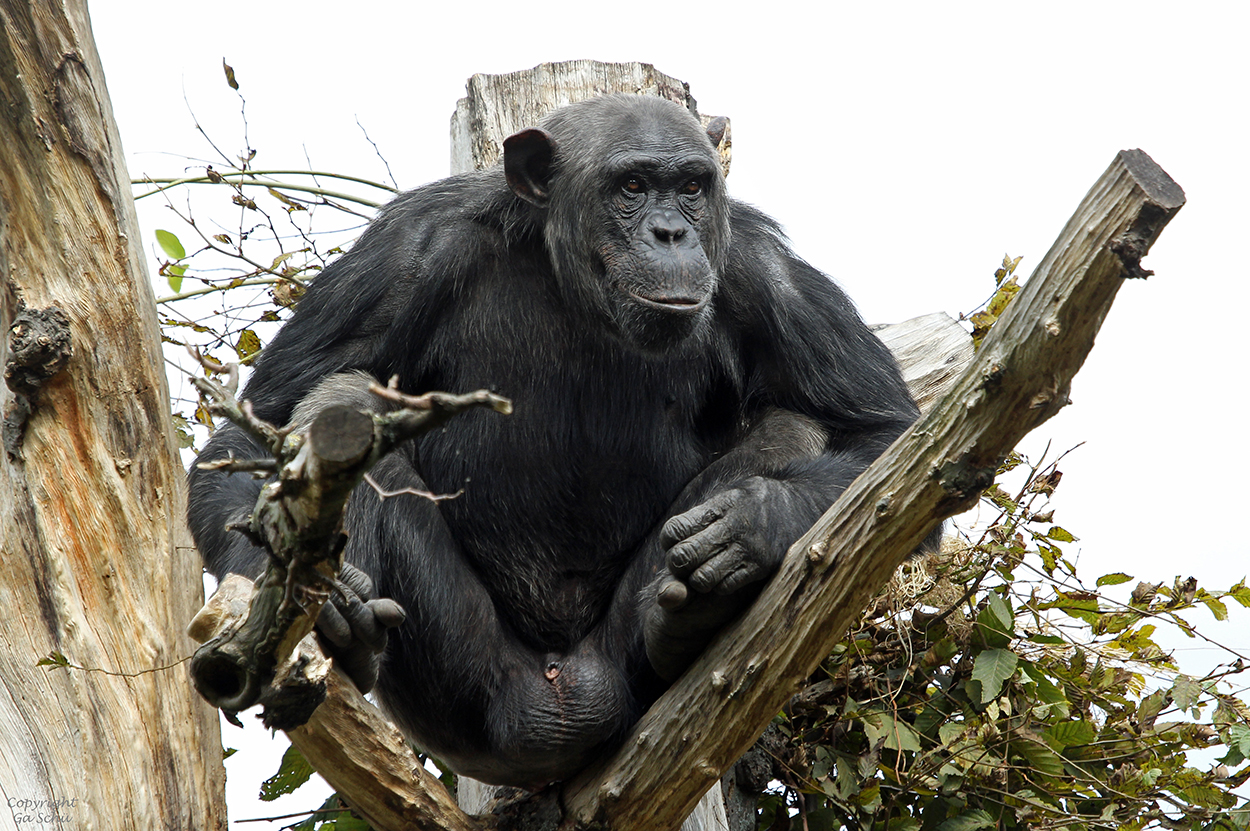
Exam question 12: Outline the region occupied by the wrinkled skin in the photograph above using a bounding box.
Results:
[188,94,921,787]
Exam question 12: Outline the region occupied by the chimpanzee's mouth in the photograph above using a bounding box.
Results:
[629,292,710,314]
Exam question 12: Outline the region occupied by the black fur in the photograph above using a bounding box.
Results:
[188,94,919,787]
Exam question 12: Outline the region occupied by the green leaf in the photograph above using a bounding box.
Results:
[171,413,195,450]
[853,781,881,809]
[985,276,1020,317]
[1111,622,1157,653]
[811,745,833,780]
[864,709,922,752]
[1169,780,1237,811]
[1094,612,1134,635]
[1229,581,1250,608]
[1226,724,1250,763]
[976,591,1014,648]
[1045,719,1096,748]
[984,484,1017,512]
[259,744,314,801]
[1043,590,1100,624]
[915,705,947,737]
[155,228,186,260]
[1027,633,1064,645]
[937,809,996,831]
[1097,572,1133,587]
[931,637,958,663]
[291,794,369,831]
[166,263,185,293]
[1138,689,1168,728]
[938,722,965,746]
[1021,660,1070,718]
[1032,542,1058,573]
[1203,595,1230,621]
[987,591,1014,630]
[997,452,1024,474]
[36,651,71,670]
[802,808,842,831]
[268,188,307,212]
[1172,674,1200,713]
[971,648,1018,703]
[1012,736,1065,776]
[1046,525,1076,542]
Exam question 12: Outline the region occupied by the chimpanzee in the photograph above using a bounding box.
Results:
[188,94,921,787]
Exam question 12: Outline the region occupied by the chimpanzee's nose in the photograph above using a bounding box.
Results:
[650,211,689,245]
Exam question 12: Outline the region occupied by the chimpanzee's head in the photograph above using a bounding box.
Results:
[504,95,731,352]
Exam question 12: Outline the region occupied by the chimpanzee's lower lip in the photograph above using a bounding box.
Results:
[629,292,710,314]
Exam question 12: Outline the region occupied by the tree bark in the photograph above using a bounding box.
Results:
[0,1,226,828]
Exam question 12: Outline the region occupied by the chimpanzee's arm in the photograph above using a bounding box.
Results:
[634,204,921,681]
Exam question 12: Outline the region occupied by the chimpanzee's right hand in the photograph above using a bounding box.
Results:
[316,563,406,693]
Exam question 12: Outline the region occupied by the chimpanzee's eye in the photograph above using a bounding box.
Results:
[621,176,645,195]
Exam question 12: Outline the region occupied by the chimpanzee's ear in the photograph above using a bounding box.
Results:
[503,129,555,208]
[705,116,728,149]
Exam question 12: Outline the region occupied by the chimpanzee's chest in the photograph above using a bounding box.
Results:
[416,342,732,562]
[406,300,741,643]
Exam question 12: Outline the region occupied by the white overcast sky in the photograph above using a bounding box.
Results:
[85,0,1250,823]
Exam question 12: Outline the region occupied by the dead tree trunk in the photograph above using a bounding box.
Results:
[0,1,226,828]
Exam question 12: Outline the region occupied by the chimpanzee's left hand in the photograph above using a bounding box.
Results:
[644,477,798,680]
[657,476,796,609]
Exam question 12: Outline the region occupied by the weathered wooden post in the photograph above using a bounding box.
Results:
[450,60,731,178]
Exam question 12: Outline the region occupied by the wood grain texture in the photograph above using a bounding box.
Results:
[873,313,975,414]
[0,0,226,827]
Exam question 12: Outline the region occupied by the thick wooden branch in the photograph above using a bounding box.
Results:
[561,149,1185,829]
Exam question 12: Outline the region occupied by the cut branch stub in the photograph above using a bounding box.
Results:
[308,405,374,464]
